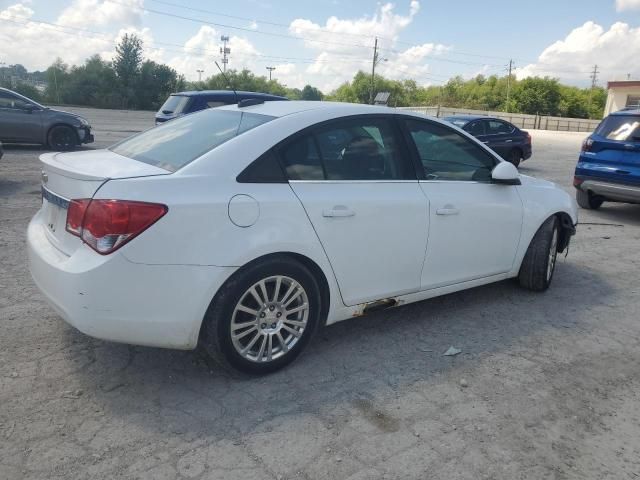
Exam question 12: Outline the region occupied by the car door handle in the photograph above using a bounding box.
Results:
[323,206,355,218]
[505,139,513,143]
[436,206,460,216]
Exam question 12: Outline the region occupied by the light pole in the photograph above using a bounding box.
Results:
[196,69,204,82]
[266,66,275,81]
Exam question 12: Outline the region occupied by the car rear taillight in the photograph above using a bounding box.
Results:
[582,137,594,152]
[66,199,167,255]
[523,131,531,144]
[573,176,584,187]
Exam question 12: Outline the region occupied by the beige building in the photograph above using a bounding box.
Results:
[604,80,640,115]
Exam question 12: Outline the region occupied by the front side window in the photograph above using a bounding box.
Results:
[280,117,413,181]
[404,119,497,182]
[0,91,32,110]
[111,109,275,172]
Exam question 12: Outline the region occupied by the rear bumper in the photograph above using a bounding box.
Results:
[27,211,236,349]
[523,144,532,160]
[576,177,640,204]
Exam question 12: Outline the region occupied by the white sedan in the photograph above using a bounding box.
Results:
[28,101,577,374]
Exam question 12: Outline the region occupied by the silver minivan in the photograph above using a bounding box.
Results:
[0,87,93,150]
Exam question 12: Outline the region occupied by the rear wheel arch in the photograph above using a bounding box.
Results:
[199,252,331,339]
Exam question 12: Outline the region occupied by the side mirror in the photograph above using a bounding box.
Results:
[23,104,38,114]
[491,161,521,185]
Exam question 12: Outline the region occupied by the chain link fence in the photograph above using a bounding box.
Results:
[397,106,601,133]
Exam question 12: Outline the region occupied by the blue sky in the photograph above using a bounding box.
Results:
[1,0,639,91]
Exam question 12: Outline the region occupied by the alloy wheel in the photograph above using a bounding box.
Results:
[230,275,309,363]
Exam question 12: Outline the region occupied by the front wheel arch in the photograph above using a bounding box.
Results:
[46,123,79,149]
[554,212,576,253]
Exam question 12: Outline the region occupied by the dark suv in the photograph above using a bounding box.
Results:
[0,87,94,150]
[444,115,532,167]
[155,90,288,124]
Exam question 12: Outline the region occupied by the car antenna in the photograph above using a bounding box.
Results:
[214,61,238,104]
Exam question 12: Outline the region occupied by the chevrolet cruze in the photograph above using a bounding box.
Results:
[28,101,577,374]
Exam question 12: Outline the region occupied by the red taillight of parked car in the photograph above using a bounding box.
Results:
[66,199,167,255]
[573,176,584,187]
[523,131,531,144]
[581,137,593,152]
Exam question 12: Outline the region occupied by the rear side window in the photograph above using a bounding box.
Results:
[466,121,485,136]
[111,109,275,172]
[280,135,324,180]
[596,115,640,141]
[404,119,496,182]
[279,117,414,181]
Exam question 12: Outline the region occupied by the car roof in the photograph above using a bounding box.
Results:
[610,108,640,116]
[445,115,510,123]
[171,90,287,100]
[217,100,396,118]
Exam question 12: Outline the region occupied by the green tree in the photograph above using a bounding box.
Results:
[301,84,323,101]
[511,77,561,115]
[113,33,143,107]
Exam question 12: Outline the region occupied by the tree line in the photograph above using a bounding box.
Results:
[0,34,605,118]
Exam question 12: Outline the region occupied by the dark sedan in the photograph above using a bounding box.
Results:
[445,115,532,167]
[0,87,94,150]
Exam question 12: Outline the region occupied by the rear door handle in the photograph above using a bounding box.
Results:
[505,139,513,143]
[436,206,459,216]
[323,206,355,218]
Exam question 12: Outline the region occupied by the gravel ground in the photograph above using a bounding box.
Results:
[2,109,640,480]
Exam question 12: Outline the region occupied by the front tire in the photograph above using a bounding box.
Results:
[47,125,78,151]
[200,256,322,374]
[576,189,604,210]
[518,216,559,292]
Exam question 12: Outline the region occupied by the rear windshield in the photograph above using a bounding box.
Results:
[445,118,468,128]
[110,109,275,172]
[596,115,640,141]
[159,95,191,115]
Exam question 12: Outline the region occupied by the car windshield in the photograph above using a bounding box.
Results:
[596,115,640,141]
[110,109,275,172]
[159,95,191,115]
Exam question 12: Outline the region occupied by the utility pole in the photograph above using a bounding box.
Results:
[196,69,204,82]
[505,59,514,112]
[369,37,378,105]
[266,66,275,81]
[220,35,230,72]
[587,64,599,114]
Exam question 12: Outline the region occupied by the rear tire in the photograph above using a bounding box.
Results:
[200,255,322,374]
[518,216,559,292]
[576,189,604,210]
[507,148,521,168]
[47,125,78,151]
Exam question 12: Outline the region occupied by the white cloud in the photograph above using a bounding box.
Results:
[616,0,640,11]
[516,21,640,84]
[58,0,144,28]
[166,26,263,81]
[288,1,447,91]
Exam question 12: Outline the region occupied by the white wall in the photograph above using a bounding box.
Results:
[605,86,640,115]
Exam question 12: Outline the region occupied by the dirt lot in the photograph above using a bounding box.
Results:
[1,108,640,480]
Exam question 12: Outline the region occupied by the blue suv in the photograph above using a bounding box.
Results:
[574,109,640,209]
[155,90,288,125]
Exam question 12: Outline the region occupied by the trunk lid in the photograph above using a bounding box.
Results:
[39,149,170,255]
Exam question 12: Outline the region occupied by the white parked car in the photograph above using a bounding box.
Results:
[28,101,578,374]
